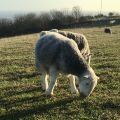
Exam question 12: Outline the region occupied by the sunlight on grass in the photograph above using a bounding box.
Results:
[0,26,120,120]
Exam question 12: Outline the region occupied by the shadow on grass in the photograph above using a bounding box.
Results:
[0,85,40,99]
[0,96,80,120]
[101,101,120,110]
[2,71,40,81]
[0,85,41,103]
[1,91,119,120]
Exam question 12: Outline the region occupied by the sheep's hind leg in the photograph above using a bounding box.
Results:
[45,67,58,96]
[40,73,49,91]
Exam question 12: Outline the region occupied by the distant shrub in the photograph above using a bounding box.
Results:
[0,19,14,37]
[0,6,119,38]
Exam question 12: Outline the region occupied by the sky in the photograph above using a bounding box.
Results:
[0,0,120,16]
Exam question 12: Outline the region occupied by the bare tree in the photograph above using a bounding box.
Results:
[50,10,65,21]
[39,12,51,29]
[72,6,82,22]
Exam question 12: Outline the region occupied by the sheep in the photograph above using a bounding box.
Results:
[104,27,112,34]
[42,29,91,65]
[35,32,99,98]
[59,30,91,65]
[53,30,92,87]
[40,30,91,87]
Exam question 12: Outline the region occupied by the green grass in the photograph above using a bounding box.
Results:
[0,26,120,120]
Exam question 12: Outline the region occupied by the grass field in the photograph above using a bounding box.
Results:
[0,26,120,120]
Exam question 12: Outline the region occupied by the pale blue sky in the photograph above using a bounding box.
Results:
[0,0,120,13]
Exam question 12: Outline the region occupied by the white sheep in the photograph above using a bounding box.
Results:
[35,32,99,98]
[43,29,91,65]
[40,29,91,87]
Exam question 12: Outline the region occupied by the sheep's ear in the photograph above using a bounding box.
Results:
[96,76,100,80]
[84,75,90,79]
[88,54,92,57]
[87,53,93,57]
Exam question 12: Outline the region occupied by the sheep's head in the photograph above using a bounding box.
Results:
[78,67,99,98]
[40,29,58,37]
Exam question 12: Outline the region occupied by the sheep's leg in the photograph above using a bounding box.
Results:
[41,73,49,91]
[45,67,58,96]
[86,53,91,65]
[68,75,79,94]
[55,80,58,86]
[88,55,91,65]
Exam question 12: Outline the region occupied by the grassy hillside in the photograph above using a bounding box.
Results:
[0,26,120,120]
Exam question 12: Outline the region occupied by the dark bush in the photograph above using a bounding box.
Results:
[0,6,119,38]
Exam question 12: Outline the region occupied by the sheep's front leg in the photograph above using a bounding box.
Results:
[45,67,57,96]
[41,73,49,91]
[68,75,79,94]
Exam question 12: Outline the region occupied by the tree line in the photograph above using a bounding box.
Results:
[0,6,119,38]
